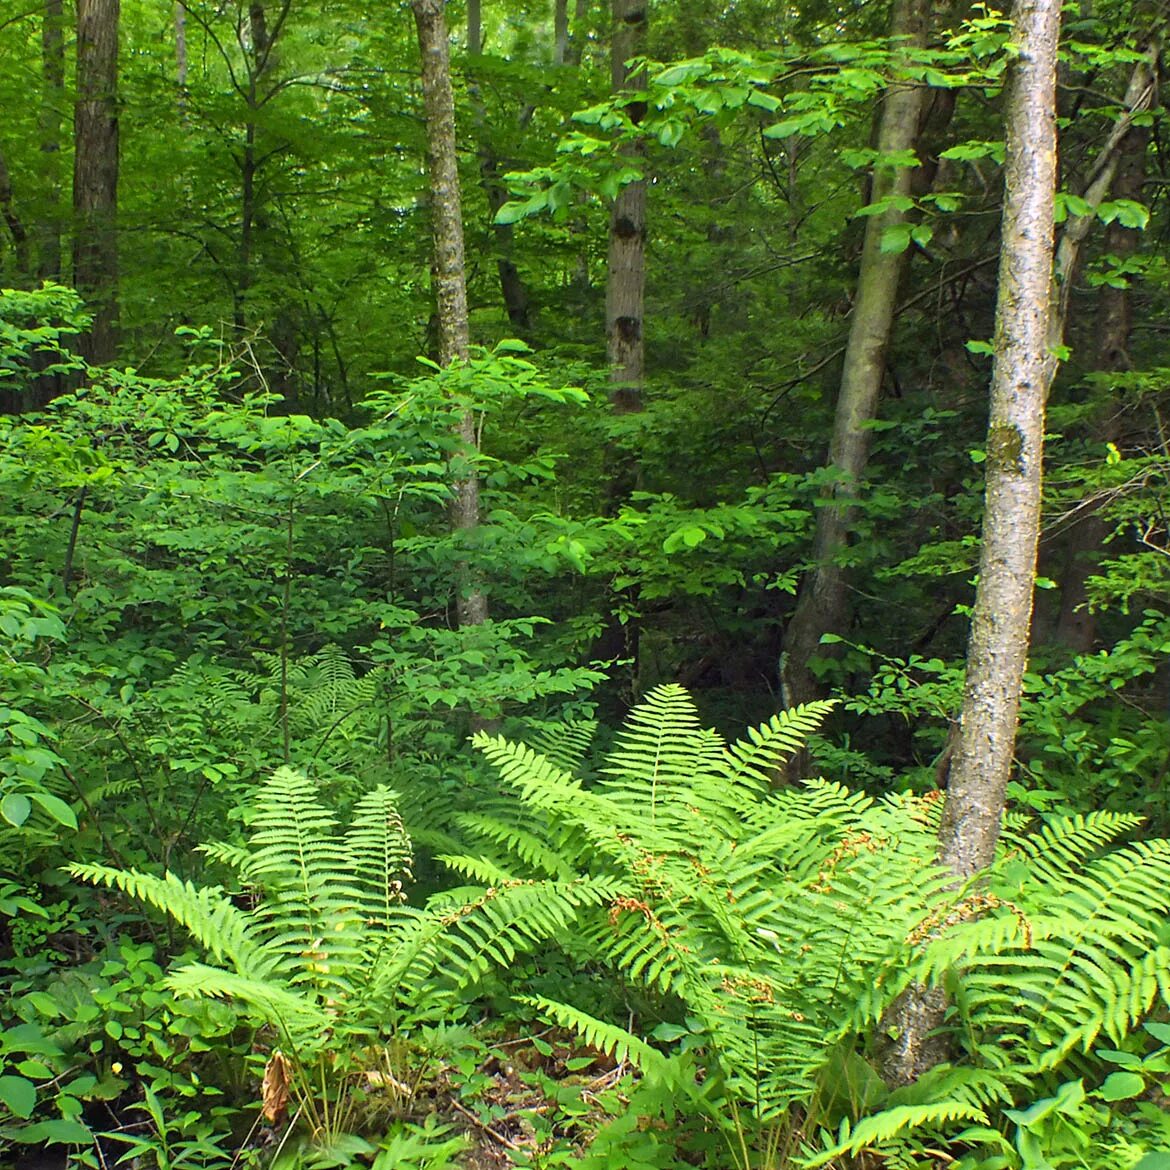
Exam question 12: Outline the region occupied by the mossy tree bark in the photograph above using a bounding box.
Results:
[939,0,1061,875]
[883,8,1164,1087]
[883,0,1062,1085]
[73,0,120,365]
[780,0,930,711]
[412,0,488,629]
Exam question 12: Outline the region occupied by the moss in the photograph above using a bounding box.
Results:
[987,421,1025,475]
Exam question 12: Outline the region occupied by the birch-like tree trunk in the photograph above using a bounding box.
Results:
[606,0,648,413]
[73,0,120,365]
[780,0,929,711]
[882,6,1161,1085]
[937,0,1060,878]
[412,0,488,628]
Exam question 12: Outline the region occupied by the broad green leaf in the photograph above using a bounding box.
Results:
[1098,1070,1145,1101]
[0,1075,36,1118]
[1,794,31,828]
[29,792,77,829]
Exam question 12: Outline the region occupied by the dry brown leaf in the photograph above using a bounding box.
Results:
[261,1050,292,1124]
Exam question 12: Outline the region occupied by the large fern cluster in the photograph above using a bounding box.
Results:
[450,685,1170,1163]
[445,685,956,1118]
[69,769,618,1056]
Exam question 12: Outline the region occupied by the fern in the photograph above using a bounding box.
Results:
[70,768,604,1062]
[460,687,1170,1167]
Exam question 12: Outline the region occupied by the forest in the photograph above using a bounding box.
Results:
[3,0,1170,1166]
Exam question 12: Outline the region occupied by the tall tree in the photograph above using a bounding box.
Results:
[412,0,488,629]
[73,0,120,364]
[467,0,532,333]
[606,0,648,413]
[883,0,1063,1087]
[779,0,930,711]
[0,146,29,275]
[1054,121,1150,651]
[39,0,65,282]
[937,0,1061,876]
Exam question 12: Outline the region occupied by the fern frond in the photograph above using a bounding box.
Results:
[803,1100,989,1167]
[599,684,730,833]
[165,961,331,1039]
[522,719,598,772]
[68,864,275,979]
[517,995,671,1079]
[451,811,576,880]
[342,786,412,929]
[723,701,835,791]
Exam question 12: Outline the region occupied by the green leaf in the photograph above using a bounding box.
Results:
[0,1075,37,1119]
[1144,1022,1170,1045]
[1,793,31,827]
[880,223,913,254]
[653,61,709,86]
[1097,199,1150,230]
[1134,1154,1170,1170]
[14,1118,93,1145]
[1098,1071,1144,1101]
[29,793,77,829]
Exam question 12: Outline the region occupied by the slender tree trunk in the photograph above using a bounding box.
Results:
[780,0,930,710]
[467,0,532,334]
[554,0,569,65]
[883,0,1062,1088]
[1055,122,1149,651]
[236,3,271,328]
[0,147,30,274]
[39,0,65,282]
[938,0,1061,874]
[564,0,589,66]
[73,0,120,364]
[412,0,488,629]
[174,1,188,115]
[883,14,1157,1086]
[606,0,648,413]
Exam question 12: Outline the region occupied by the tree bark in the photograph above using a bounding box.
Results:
[467,0,532,334]
[73,0,120,365]
[882,5,1162,1087]
[0,146,30,274]
[606,0,648,414]
[937,0,1060,877]
[39,0,65,282]
[554,0,569,65]
[1055,121,1149,652]
[780,0,930,711]
[412,0,488,629]
[175,1,188,114]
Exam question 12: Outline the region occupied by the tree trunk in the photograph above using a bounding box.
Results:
[0,146,30,274]
[39,0,65,282]
[467,0,532,334]
[412,0,488,629]
[174,1,188,114]
[1054,122,1149,652]
[564,0,589,67]
[938,0,1060,876]
[73,0,120,365]
[606,0,648,414]
[883,9,1158,1087]
[780,0,930,711]
[554,0,569,65]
